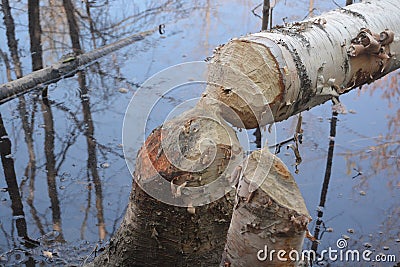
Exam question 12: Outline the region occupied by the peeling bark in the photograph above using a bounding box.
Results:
[206,0,400,128]
[221,149,310,266]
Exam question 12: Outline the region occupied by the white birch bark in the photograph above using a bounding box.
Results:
[205,0,400,128]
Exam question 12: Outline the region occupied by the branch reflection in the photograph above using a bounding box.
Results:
[310,111,338,262]
[41,99,65,243]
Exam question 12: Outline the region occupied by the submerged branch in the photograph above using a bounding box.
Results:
[0,28,158,104]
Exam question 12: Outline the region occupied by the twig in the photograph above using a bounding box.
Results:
[251,3,263,19]
[302,8,317,20]
[268,137,295,154]
[83,243,99,265]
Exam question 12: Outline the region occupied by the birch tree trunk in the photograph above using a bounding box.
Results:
[206,0,400,128]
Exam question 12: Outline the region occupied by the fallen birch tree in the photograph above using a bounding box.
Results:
[206,0,400,128]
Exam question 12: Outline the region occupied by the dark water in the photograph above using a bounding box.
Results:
[0,0,398,266]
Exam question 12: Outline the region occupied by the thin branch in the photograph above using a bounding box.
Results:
[0,27,158,104]
[251,3,262,19]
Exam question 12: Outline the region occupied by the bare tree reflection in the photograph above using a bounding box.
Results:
[28,0,44,72]
[0,49,12,82]
[83,0,98,49]
[21,101,46,237]
[78,72,107,241]
[62,0,107,241]
[310,111,338,260]
[29,0,63,243]
[41,100,65,243]
[0,0,224,263]
[1,0,23,79]
[0,113,39,250]
[2,0,46,244]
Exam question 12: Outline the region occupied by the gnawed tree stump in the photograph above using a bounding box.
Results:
[91,105,243,266]
[205,0,400,128]
[221,148,310,267]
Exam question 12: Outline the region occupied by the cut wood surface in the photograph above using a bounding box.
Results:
[206,0,400,128]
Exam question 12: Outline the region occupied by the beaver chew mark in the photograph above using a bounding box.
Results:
[207,40,284,129]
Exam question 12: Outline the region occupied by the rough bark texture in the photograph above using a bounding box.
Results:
[90,183,234,267]
[0,28,156,104]
[221,149,310,266]
[90,106,243,266]
[206,0,400,128]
